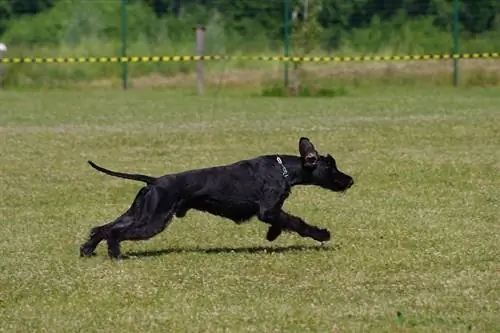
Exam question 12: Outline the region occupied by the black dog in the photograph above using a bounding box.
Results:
[80,137,354,259]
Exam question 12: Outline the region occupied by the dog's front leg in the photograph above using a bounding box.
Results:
[279,210,330,242]
[258,209,330,243]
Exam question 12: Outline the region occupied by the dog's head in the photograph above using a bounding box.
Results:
[298,137,354,192]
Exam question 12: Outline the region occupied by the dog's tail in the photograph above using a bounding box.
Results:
[87,160,157,184]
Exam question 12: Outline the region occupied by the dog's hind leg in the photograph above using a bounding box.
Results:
[80,206,141,258]
[105,185,179,259]
[79,214,133,258]
[79,225,106,257]
[79,187,148,258]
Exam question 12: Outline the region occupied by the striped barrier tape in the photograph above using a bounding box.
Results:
[0,52,499,64]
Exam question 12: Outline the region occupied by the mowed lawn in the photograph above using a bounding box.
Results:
[0,87,498,333]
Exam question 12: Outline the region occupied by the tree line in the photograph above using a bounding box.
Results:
[0,0,498,49]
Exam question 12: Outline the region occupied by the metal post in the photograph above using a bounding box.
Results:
[120,0,128,90]
[284,0,291,88]
[194,25,205,95]
[452,0,460,87]
[0,43,6,87]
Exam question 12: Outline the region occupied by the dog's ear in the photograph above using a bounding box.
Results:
[299,137,319,168]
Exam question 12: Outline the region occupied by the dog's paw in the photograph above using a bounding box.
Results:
[79,245,96,258]
[266,226,282,242]
[313,228,331,243]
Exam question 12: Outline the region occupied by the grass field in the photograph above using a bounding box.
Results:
[0,87,499,332]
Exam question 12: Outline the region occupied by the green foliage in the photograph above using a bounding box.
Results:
[0,1,12,36]
[1,0,499,87]
[2,0,163,46]
[260,81,348,97]
[291,0,324,55]
[1,0,500,46]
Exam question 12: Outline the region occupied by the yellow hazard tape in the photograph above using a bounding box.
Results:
[0,52,499,64]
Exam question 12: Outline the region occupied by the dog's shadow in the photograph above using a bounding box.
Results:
[125,243,340,259]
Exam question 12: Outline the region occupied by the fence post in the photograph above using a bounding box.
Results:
[120,0,128,90]
[0,43,6,87]
[194,25,205,95]
[283,0,291,88]
[452,0,460,87]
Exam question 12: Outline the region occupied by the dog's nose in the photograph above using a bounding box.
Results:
[348,179,354,188]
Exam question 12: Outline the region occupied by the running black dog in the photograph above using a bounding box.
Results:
[80,137,354,259]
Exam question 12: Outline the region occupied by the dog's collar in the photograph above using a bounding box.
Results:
[276,156,289,178]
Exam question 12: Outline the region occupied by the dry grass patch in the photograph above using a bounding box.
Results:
[73,58,500,90]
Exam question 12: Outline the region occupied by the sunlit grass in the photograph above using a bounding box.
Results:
[0,87,498,332]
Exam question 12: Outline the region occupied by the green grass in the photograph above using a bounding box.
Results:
[0,87,499,332]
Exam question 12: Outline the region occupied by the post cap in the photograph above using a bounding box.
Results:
[193,25,206,31]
